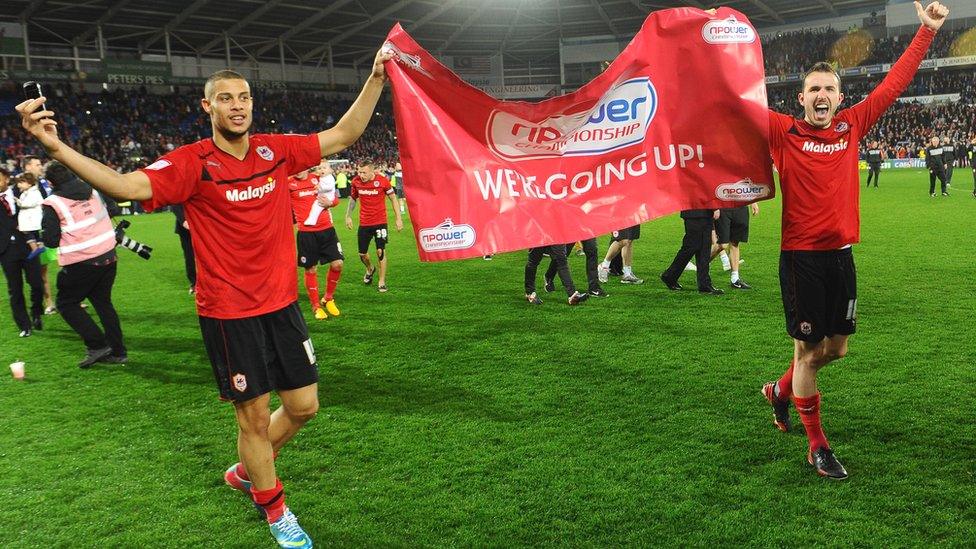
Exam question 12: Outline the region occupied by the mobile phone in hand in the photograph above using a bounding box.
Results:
[23,81,48,119]
[23,81,44,102]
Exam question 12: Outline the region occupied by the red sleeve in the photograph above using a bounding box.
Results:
[847,25,935,135]
[138,147,198,212]
[349,178,359,200]
[380,176,394,195]
[767,110,793,152]
[271,133,321,176]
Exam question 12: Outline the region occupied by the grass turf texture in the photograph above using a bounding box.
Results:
[1,168,974,547]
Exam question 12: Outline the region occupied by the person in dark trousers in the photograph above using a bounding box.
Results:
[544,238,608,298]
[40,162,127,367]
[942,137,955,187]
[926,135,948,197]
[865,140,882,187]
[660,209,724,295]
[525,244,588,305]
[172,204,196,294]
[0,167,44,337]
[969,136,976,197]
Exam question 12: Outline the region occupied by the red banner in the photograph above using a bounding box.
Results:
[383,7,773,262]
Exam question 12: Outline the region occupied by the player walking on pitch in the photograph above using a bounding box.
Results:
[289,163,344,320]
[345,161,403,293]
[17,49,394,547]
[760,1,949,480]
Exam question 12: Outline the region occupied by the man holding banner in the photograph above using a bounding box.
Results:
[17,48,394,547]
[761,1,949,480]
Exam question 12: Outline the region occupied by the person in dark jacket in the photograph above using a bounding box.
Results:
[942,137,955,187]
[172,204,196,294]
[660,209,724,295]
[925,136,948,197]
[0,167,44,337]
[41,162,127,368]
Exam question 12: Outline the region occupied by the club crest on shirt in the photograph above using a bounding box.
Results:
[373,181,380,187]
[800,322,812,335]
[233,373,247,392]
[834,122,849,133]
[256,146,274,161]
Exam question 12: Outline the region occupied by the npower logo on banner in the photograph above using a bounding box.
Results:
[715,178,770,201]
[702,16,756,44]
[419,218,477,252]
[486,77,657,161]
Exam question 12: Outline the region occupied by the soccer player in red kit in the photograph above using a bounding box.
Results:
[17,49,394,547]
[289,163,343,320]
[760,1,949,480]
[344,161,403,292]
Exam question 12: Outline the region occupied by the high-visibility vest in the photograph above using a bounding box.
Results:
[336,173,348,189]
[43,190,116,266]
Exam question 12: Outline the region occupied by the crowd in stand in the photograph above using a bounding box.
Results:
[1,23,974,174]
[762,26,967,76]
[0,83,398,173]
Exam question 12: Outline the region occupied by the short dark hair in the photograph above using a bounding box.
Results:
[0,166,10,178]
[802,62,841,90]
[44,161,76,188]
[204,69,248,100]
[22,155,41,167]
[13,172,37,187]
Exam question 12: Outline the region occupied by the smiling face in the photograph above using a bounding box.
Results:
[799,69,844,129]
[202,75,252,140]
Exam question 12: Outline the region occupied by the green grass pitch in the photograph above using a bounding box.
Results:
[2,168,974,547]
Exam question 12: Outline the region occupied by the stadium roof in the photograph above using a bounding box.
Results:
[1,0,888,71]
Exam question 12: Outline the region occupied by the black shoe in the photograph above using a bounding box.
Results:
[526,292,543,305]
[79,346,113,369]
[730,279,752,290]
[19,329,31,338]
[588,288,609,298]
[808,447,848,480]
[544,276,555,293]
[567,291,589,305]
[942,192,950,197]
[363,268,375,285]
[761,382,791,432]
[660,274,682,291]
[698,285,724,295]
[99,354,128,364]
[31,316,43,330]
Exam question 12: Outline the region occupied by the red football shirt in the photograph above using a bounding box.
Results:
[140,133,321,319]
[349,174,393,226]
[769,26,934,251]
[288,174,338,232]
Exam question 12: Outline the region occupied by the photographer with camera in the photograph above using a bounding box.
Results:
[41,161,127,368]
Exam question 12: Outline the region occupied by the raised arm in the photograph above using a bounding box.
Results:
[848,2,948,131]
[318,49,394,158]
[15,98,153,201]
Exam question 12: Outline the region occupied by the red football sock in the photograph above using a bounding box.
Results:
[252,479,286,523]
[325,267,341,301]
[793,393,829,453]
[776,360,795,400]
[304,271,320,309]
